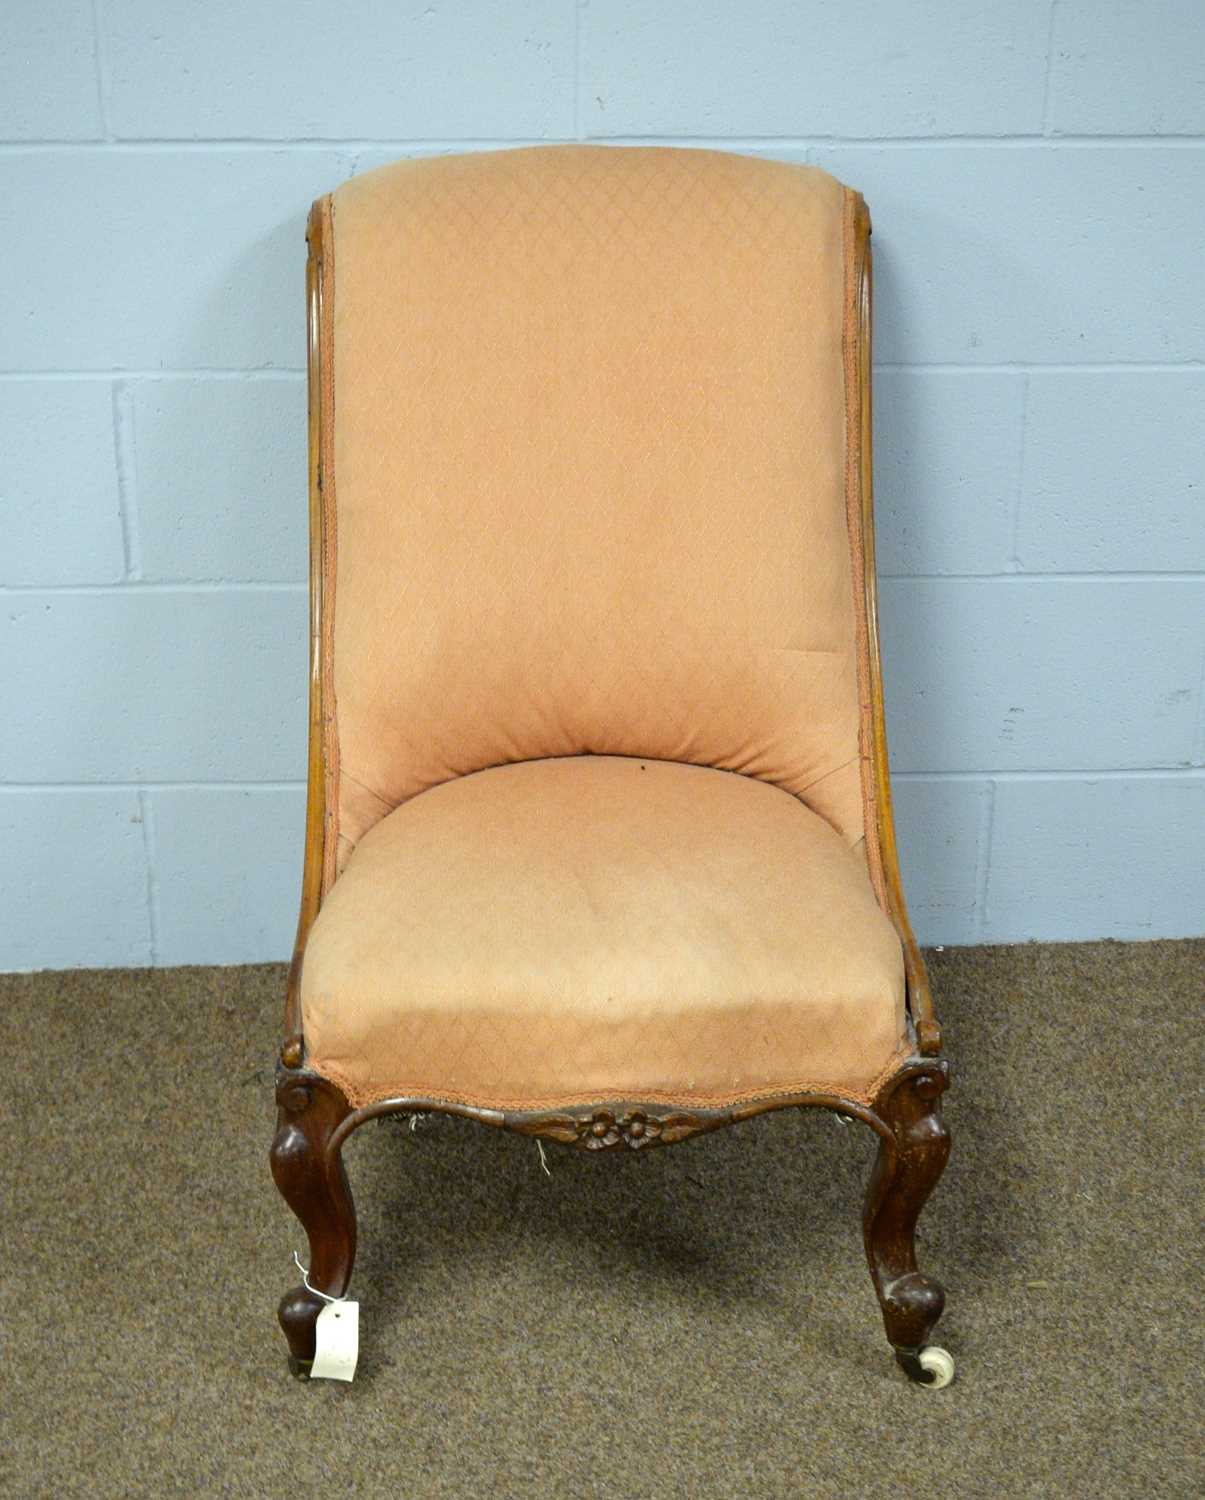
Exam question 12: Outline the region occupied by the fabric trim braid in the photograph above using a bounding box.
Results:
[309,1041,912,1114]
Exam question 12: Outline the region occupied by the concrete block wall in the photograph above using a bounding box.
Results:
[3,1,1202,968]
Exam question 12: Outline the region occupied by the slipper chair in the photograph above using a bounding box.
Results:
[270,144,953,1388]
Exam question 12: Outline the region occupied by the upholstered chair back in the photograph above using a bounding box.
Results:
[313,147,879,897]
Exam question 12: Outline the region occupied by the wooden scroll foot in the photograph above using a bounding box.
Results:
[269,1070,356,1375]
[863,1062,952,1385]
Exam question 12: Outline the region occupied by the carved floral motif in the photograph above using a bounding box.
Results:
[517,1106,707,1151]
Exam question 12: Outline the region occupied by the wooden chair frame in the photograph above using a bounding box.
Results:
[270,195,952,1386]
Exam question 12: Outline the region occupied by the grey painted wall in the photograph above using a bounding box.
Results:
[2,1,1203,969]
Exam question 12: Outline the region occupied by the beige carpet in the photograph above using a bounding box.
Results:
[1,940,1201,1498]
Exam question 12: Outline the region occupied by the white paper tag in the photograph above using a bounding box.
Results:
[309,1298,359,1382]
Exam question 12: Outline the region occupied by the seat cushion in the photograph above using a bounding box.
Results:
[301,756,906,1112]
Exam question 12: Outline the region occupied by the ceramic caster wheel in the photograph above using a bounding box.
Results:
[896,1345,955,1388]
[917,1347,954,1388]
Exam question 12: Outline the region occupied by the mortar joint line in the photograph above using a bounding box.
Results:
[89,0,114,142]
[1009,370,1031,572]
[975,780,998,942]
[112,381,142,580]
[137,788,161,965]
[1191,649,1205,766]
[1040,0,1061,137]
[572,0,584,141]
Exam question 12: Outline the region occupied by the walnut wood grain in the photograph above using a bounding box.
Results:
[862,1060,951,1368]
[269,1069,356,1374]
[273,1053,950,1378]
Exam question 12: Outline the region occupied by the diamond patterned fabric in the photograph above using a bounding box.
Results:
[302,757,905,1110]
[303,146,906,1110]
[324,146,865,875]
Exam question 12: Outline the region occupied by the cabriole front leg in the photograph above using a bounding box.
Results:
[863,1061,953,1387]
[269,1070,357,1376]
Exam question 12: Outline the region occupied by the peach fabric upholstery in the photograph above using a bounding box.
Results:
[322,146,869,880]
[302,757,906,1110]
